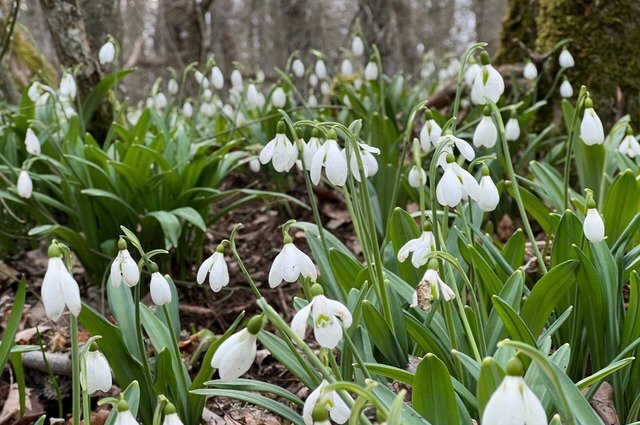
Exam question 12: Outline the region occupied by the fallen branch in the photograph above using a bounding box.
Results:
[21,351,71,376]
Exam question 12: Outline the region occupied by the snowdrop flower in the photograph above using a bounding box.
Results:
[478,166,500,212]
[99,41,116,65]
[82,344,112,394]
[559,48,575,68]
[353,78,362,90]
[436,155,480,208]
[182,101,193,117]
[211,66,224,89]
[150,270,172,306]
[470,51,504,105]
[505,115,521,141]
[320,81,330,96]
[199,102,215,117]
[255,69,265,84]
[307,94,318,107]
[162,404,183,425]
[197,244,229,292]
[269,234,317,288]
[291,285,352,349]
[110,241,139,288]
[309,73,319,87]
[560,78,573,98]
[584,200,605,243]
[271,87,287,108]
[202,88,213,101]
[419,110,442,152]
[523,61,538,80]
[28,82,42,102]
[24,129,40,153]
[231,69,243,90]
[259,121,297,173]
[154,92,167,109]
[303,129,323,169]
[211,316,262,380]
[340,59,353,76]
[411,263,455,311]
[42,242,81,321]
[311,131,348,186]
[167,79,179,95]
[247,84,264,108]
[437,131,475,163]
[315,59,327,79]
[114,400,138,425]
[473,108,498,148]
[17,170,33,199]
[482,357,547,425]
[364,62,378,81]
[303,380,350,425]
[194,70,208,87]
[35,92,50,107]
[348,142,380,181]
[59,73,77,100]
[292,59,305,77]
[580,98,604,145]
[465,62,481,87]
[397,228,435,268]
[408,165,427,188]
[249,157,261,172]
[619,126,640,158]
[351,36,364,56]
[222,103,234,118]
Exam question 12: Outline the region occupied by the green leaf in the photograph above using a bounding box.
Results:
[105,380,141,425]
[485,270,525,352]
[82,69,135,124]
[107,279,142,361]
[329,248,364,291]
[477,357,505,418]
[388,207,421,283]
[603,169,640,246]
[491,295,537,348]
[171,207,207,231]
[0,276,25,371]
[145,211,182,249]
[502,229,525,270]
[203,379,303,407]
[505,181,553,234]
[362,300,406,368]
[257,331,317,388]
[412,354,460,425]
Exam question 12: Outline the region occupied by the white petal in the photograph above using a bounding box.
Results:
[584,208,605,243]
[259,139,277,165]
[473,116,498,148]
[211,330,244,369]
[291,302,313,340]
[323,297,352,329]
[310,144,327,185]
[478,175,500,211]
[163,413,184,425]
[197,255,214,285]
[397,237,420,263]
[326,142,347,186]
[329,392,350,424]
[209,252,230,292]
[280,243,301,282]
[217,332,257,381]
[150,272,171,305]
[453,136,476,161]
[441,166,463,207]
[115,409,138,425]
[456,165,480,201]
[580,109,605,145]
[110,257,121,288]
[312,297,343,349]
[523,385,548,425]
[121,252,139,287]
[268,250,285,288]
[303,381,327,425]
[505,118,521,141]
[482,376,526,425]
[42,258,66,321]
[61,268,81,316]
[294,245,317,280]
[17,170,33,198]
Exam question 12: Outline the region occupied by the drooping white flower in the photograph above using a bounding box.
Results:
[42,246,81,322]
[580,99,604,145]
[408,165,426,188]
[310,136,348,186]
[351,36,364,57]
[114,402,139,425]
[255,69,265,84]
[584,207,605,243]
[162,413,183,425]
[619,128,640,158]
[249,157,261,172]
[523,62,538,80]
[194,70,208,87]
[410,264,456,311]
[464,62,481,87]
[478,169,500,212]
[470,52,504,105]
[28,82,42,102]
[231,69,243,91]
[271,87,287,108]
[505,117,521,141]
[82,346,112,394]
[397,230,435,268]
[320,81,330,96]
[259,122,297,173]
[182,101,193,117]
[307,94,318,107]
[167,79,179,95]
[110,247,139,288]
[150,272,172,306]
[340,59,353,76]
[482,359,547,425]
[154,92,167,109]
[222,103,234,118]
[303,380,350,425]
[211,328,258,381]
[425,268,455,301]
[315,59,327,79]
[303,131,323,169]
[211,66,224,89]
[268,237,317,288]
[99,41,116,65]
[247,84,265,108]
[419,112,442,153]
[560,79,573,98]
[202,88,213,101]
[199,102,215,117]
[292,293,352,349]
[364,62,378,81]
[436,160,480,208]
[17,170,33,199]
[473,111,498,148]
[309,73,319,87]
[196,246,229,292]
[559,49,575,68]
[347,142,380,181]
[437,131,475,163]
[292,59,305,77]
[59,73,77,100]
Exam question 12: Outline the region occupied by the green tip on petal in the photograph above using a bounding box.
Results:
[310,283,324,297]
[445,153,455,164]
[148,261,159,274]
[311,127,322,138]
[164,403,177,415]
[216,244,225,253]
[422,221,432,232]
[584,97,593,109]
[47,243,62,258]
[89,342,99,351]
[480,51,491,65]
[276,120,286,134]
[506,356,524,377]
[312,403,329,422]
[247,314,265,335]
[117,399,129,412]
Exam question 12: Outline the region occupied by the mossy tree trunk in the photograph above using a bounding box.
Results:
[494,0,538,64]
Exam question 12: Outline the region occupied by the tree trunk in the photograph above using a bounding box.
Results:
[494,0,538,64]
[77,0,121,47]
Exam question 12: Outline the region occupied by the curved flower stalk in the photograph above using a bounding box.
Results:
[211,315,263,380]
[302,128,324,169]
[473,107,498,148]
[478,165,500,212]
[470,51,504,105]
[311,130,348,186]
[397,225,435,268]
[260,121,297,172]
[436,154,480,208]
[291,284,352,349]
[303,380,351,425]
[82,343,112,394]
[419,109,442,153]
[579,97,604,146]
[269,232,317,288]
[110,239,139,288]
[197,243,230,292]
[42,242,81,322]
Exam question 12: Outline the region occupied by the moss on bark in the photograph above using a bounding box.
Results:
[494,0,538,64]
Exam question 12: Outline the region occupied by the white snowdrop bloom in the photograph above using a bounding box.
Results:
[436,160,480,208]
[303,380,350,425]
[309,73,319,87]
[505,117,521,141]
[110,248,139,288]
[470,52,504,105]
[315,59,327,79]
[619,129,640,158]
[28,82,42,102]
[211,327,258,380]
[271,87,287,108]
[351,36,364,57]
[196,246,229,292]
[348,142,380,181]
[194,70,207,87]
[307,94,318,107]
[292,59,305,77]
[150,272,171,306]
[584,207,605,243]
[25,128,40,155]
[99,41,116,65]
[478,170,500,212]
[162,413,183,425]
[303,131,323,169]
[167,78,179,95]
[182,101,193,118]
[311,136,348,186]
[523,62,538,80]
[464,62,481,87]
[320,81,330,96]
[61,100,77,117]
[255,69,265,84]
[59,73,77,100]
[580,99,604,145]
[199,102,215,117]
[35,92,50,107]
[560,79,573,98]
[203,88,213,100]
[42,247,81,322]
[249,157,261,173]
[364,62,379,81]
[114,402,138,425]
[408,165,427,188]
[268,237,317,288]
[145,97,155,108]
[222,103,234,118]
[17,170,33,199]
[127,109,142,125]
[419,113,442,153]
[437,131,476,162]
[422,268,456,302]
[211,66,224,89]
[259,122,297,173]
[342,95,351,107]
[340,59,353,76]
[559,48,575,68]
[154,92,167,109]
[473,112,498,148]
[482,358,547,425]
[247,84,261,108]
[82,346,112,394]
[397,230,435,268]
[231,69,243,90]
[353,78,362,90]
[292,293,352,349]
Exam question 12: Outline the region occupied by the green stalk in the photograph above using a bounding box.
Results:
[562,88,588,209]
[70,315,81,425]
[81,352,91,425]
[451,43,487,130]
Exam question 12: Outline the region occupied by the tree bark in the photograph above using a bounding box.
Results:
[494,0,538,64]
[77,0,120,47]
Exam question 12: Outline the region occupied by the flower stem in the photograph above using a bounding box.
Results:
[70,314,81,425]
[229,224,262,299]
[562,88,587,209]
